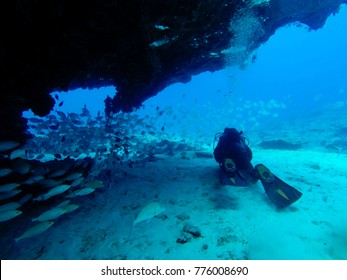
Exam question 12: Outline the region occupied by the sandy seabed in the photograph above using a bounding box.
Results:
[1,146,347,260]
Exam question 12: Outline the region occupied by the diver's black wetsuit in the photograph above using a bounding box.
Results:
[213,127,303,207]
[213,128,258,186]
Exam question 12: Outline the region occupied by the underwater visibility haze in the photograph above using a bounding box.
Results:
[1,3,347,260]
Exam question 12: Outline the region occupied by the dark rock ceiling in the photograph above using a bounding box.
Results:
[1,0,346,143]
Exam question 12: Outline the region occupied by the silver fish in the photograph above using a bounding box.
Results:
[133,202,165,225]
[0,189,21,200]
[65,172,83,181]
[0,210,22,222]
[12,159,31,175]
[32,207,67,222]
[34,184,71,201]
[0,202,21,212]
[70,187,95,197]
[38,178,62,188]
[0,183,20,193]
[70,176,84,187]
[55,200,71,208]
[0,141,20,152]
[15,221,54,242]
[19,193,32,205]
[9,149,27,160]
[84,180,104,189]
[49,169,69,178]
[63,204,79,214]
[0,168,12,177]
[23,175,44,185]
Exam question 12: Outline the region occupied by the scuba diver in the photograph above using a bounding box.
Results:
[213,128,302,208]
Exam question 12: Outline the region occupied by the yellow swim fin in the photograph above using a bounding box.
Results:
[255,164,302,208]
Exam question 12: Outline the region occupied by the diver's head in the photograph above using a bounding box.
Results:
[223,127,243,141]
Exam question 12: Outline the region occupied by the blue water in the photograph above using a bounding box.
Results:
[12,4,347,261]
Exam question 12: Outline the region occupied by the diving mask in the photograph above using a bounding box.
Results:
[224,158,236,173]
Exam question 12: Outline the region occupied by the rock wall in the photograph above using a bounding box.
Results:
[1,0,346,143]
